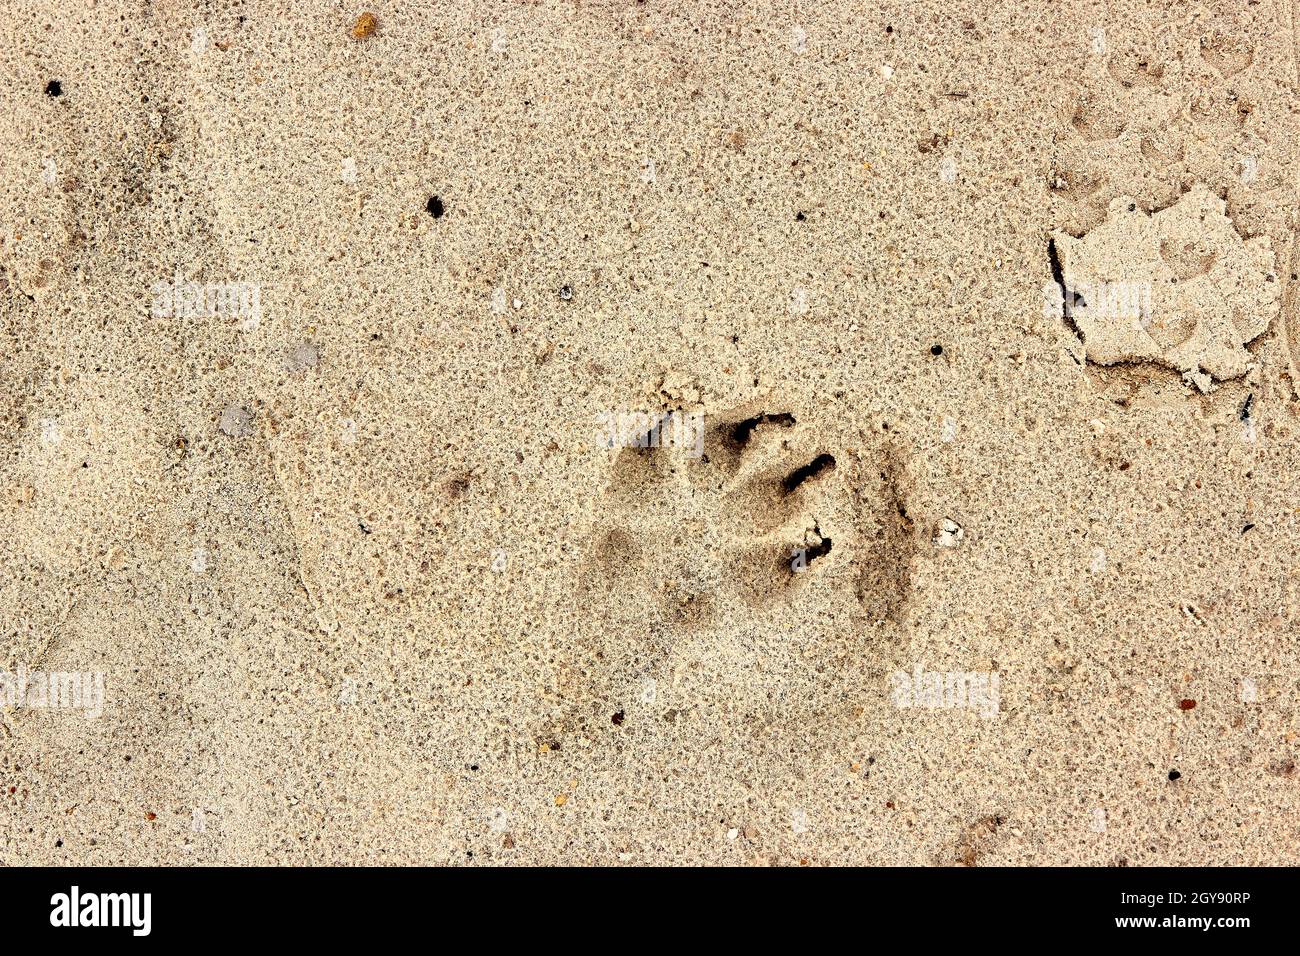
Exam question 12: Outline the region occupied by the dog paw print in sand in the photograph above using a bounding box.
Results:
[538,403,924,745]
[583,403,920,628]
[1049,184,1278,392]
[585,407,839,628]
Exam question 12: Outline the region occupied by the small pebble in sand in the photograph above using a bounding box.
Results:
[559,284,573,300]
[934,518,964,547]
[351,12,377,40]
[219,404,254,437]
[789,286,809,315]
[1179,698,1196,710]
[339,418,358,445]
[1168,769,1181,781]
[284,341,320,373]
[338,677,357,705]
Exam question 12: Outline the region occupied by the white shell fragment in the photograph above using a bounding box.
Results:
[934,518,964,547]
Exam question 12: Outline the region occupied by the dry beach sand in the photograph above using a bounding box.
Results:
[2,1,1299,865]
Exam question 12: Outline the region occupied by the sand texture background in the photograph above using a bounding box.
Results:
[2,1,1299,865]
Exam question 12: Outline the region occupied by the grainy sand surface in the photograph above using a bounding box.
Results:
[2,1,1298,865]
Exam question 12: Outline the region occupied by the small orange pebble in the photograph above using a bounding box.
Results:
[1179,698,1197,710]
[554,793,568,807]
[351,12,377,39]
[145,811,157,821]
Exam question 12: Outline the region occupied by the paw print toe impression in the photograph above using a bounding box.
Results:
[584,403,912,629]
